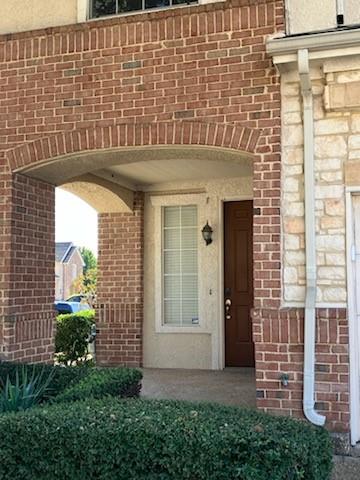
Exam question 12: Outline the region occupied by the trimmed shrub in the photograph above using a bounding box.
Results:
[55,310,95,365]
[0,364,142,404]
[54,367,142,403]
[0,398,333,480]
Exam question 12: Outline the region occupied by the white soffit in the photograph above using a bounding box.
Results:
[267,28,360,68]
[106,157,252,188]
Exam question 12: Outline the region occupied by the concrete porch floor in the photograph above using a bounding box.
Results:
[141,367,256,407]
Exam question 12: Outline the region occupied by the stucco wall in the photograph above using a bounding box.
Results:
[285,0,336,34]
[281,58,360,307]
[0,0,80,34]
[285,0,360,35]
[344,0,360,26]
[143,176,253,370]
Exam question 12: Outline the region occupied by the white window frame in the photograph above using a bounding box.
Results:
[346,187,360,445]
[152,193,210,334]
[78,0,88,22]
[86,0,225,21]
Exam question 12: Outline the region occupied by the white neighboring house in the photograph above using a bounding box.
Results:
[55,243,85,300]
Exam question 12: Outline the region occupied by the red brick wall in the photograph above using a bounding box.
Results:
[0,173,55,362]
[0,0,283,151]
[96,192,144,366]
[0,0,284,369]
[0,163,12,359]
[253,308,349,432]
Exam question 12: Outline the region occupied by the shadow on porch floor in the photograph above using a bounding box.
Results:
[141,367,256,408]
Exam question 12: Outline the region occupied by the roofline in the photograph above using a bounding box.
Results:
[61,243,73,263]
[267,27,360,66]
[64,246,86,267]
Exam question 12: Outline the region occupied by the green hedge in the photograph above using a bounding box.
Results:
[55,310,95,365]
[0,363,142,404]
[54,368,142,403]
[0,398,333,480]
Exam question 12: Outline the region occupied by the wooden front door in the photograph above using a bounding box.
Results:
[224,201,254,367]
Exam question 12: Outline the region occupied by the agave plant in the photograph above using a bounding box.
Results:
[0,366,55,413]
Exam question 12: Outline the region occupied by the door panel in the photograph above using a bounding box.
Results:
[224,201,254,367]
[235,230,249,292]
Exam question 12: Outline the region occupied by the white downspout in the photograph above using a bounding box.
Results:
[336,0,344,25]
[298,49,326,427]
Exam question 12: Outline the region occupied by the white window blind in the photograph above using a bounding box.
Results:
[162,205,198,326]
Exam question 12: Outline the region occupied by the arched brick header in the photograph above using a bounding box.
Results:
[6,121,262,173]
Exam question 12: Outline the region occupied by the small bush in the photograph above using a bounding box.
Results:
[55,310,95,365]
[0,398,333,480]
[0,363,142,404]
[0,363,90,401]
[0,366,54,413]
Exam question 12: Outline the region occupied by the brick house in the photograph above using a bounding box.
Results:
[0,0,359,446]
[55,242,85,300]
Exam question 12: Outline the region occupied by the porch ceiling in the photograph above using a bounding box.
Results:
[20,145,253,212]
[20,146,253,190]
[105,156,252,189]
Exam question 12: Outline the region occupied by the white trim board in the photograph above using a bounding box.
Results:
[152,193,207,334]
[346,188,360,445]
[77,0,88,22]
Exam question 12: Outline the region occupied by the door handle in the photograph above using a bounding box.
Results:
[225,298,231,319]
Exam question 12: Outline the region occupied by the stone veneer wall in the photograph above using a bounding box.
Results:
[282,68,348,306]
[270,62,360,432]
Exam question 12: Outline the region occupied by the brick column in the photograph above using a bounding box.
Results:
[0,173,55,363]
[96,192,144,367]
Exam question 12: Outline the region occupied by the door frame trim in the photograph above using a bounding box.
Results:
[346,187,360,445]
[218,196,253,370]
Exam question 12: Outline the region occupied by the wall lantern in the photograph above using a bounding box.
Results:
[201,221,213,246]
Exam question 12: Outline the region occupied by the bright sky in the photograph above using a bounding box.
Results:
[55,188,98,255]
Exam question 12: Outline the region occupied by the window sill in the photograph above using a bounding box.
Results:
[86,0,226,23]
[155,325,211,334]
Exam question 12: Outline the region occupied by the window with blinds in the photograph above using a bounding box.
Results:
[162,205,199,326]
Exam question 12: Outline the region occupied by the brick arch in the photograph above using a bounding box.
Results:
[6,121,262,173]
